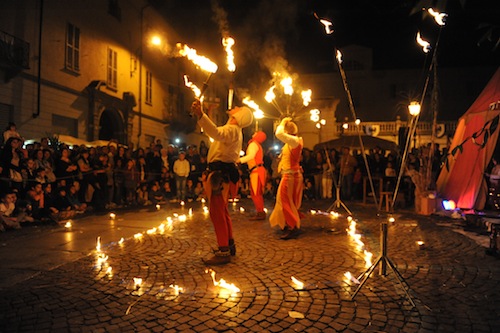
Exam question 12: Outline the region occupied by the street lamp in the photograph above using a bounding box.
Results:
[408,101,421,117]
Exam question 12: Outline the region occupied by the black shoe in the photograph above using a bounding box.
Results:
[280,228,300,240]
[229,239,236,256]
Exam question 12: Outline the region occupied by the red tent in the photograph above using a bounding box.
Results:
[437,67,500,210]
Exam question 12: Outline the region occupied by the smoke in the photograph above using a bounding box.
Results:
[211,0,230,38]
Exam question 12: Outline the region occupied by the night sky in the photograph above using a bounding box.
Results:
[158,0,498,111]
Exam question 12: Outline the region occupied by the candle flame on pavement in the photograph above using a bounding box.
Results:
[346,218,374,268]
[134,233,143,239]
[64,221,72,229]
[169,284,184,296]
[109,213,116,219]
[330,211,340,218]
[177,43,218,73]
[344,271,360,284]
[416,32,431,53]
[118,237,125,245]
[291,276,305,289]
[222,37,236,72]
[146,227,157,235]
[188,208,193,216]
[203,206,209,215]
[96,236,101,252]
[428,8,447,26]
[239,207,245,213]
[106,266,113,276]
[301,89,312,107]
[207,269,240,295]
[133,277,143,289]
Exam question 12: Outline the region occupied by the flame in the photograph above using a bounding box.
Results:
[416,32,431,53]
[291,276,304,289]
[64,221,72,229]
[178,214,187,222]
[344,271,360,284]
[203,206,209,214]
[301,89,312,107]
[242,97,264,119]
[265,85,276,103]
[336,50,342,64]
[177,43,218,73]
[106,266,113,276]
[180,200,185,206]
[208,269,240,294]
[96,253,108,266]
[188,208,193,216]
[146,227,157,235]
[109,213,116,219]
[133,277,143,289]
[222,37,236,72]
[330,211,340,218]
[363,250,373,268]
[156,204,161,210]
[96,236,101,252]
[118,237,125,245]
[320,18,334,34]
[280,77,293,96]
[239,207,245,213]
[169,284,184,296]
[183,75,202,98]
[428,8,447,26]
[134,233,143,239]
[201,198,206,203]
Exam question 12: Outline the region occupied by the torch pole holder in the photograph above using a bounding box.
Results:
[351,222,416,307]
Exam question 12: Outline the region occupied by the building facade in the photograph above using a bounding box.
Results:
[0,0,223,149]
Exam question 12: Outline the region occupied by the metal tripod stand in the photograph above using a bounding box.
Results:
[327,179,352,215]
[351,221,415,307]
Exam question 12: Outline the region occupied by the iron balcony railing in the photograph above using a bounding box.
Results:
[0,30,30,69]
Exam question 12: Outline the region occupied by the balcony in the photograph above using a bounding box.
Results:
[0,30,30,82]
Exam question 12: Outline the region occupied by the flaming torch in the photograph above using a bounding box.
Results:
[428,8,447,26]
[177,43,218,103]
[416,32,431,53]
[223,37,236,110]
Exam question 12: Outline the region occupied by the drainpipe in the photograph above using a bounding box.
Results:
[33,0,44,118]
[137,4,150,147]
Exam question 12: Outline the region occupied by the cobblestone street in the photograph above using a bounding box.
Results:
[1,199,499,332]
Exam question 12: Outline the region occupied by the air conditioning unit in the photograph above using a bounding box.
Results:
[365,124,380,136]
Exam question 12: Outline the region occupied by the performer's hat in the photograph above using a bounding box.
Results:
[228,106,254,128]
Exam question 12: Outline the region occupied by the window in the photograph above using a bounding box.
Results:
[65,23,80,72]
[107,48,118,90]
[145,70,152,105]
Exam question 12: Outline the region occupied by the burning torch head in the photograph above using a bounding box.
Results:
[228,106,254,128]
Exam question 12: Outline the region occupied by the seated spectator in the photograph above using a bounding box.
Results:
[162,181,175,201]
[52,187,77,220]
[185,179,197,202]
[263,180,275,200]
[136,183,151,206]
[148,182,165,205]
[194,181,206,201]
[303,179,315,201]
[67,182,88,213]
[0,191,22,231]
[25,182,45,220]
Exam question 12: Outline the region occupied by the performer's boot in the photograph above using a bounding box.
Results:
[280,227,300,240]
[229,239,236,256]
[249,211,267,221]
[203,247,231,265]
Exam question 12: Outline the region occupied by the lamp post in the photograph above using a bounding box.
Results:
[408,101,421,148]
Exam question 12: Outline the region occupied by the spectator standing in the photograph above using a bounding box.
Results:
[173,151,190,202]
[338,146,358,200]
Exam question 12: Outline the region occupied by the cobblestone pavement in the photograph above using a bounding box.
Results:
[1,199,499,332]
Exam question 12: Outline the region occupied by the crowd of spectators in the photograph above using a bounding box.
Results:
[0,121,446,232]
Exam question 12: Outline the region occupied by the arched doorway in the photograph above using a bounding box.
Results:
[99,109,125,144]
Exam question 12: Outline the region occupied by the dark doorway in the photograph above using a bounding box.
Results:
[99,109,125,144]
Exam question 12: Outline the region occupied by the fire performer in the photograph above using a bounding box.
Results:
[269,117,304,240]
[190,100,253,265]
[238,131,267,220]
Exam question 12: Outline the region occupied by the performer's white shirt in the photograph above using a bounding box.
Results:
[198,114,242,163]
[276,123,300,148]
[239,142,259,164]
